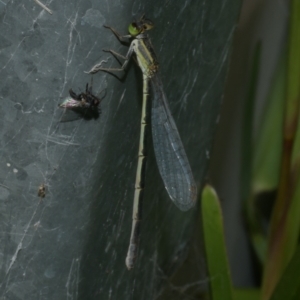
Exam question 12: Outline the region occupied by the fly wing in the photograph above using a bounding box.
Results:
[59,96,81,109]
[150,75,197,211]
[58,96,100,122]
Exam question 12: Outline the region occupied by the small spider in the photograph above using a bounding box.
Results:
[59,83,103,120]
[37,183,46,198]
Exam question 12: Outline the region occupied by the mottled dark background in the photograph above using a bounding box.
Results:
[0,1,240,299]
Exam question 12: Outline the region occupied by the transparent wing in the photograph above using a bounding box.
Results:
[59,96,82,109]
[150,75,197,211]
[58,96,100,122]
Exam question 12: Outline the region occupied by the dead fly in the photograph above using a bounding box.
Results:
[59,83,103,121]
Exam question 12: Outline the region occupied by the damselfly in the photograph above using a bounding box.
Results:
[87,15,197,269]
[59,83,102,121]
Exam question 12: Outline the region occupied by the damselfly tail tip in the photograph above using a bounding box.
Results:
[125,258,134,270]
[125,244,138,270]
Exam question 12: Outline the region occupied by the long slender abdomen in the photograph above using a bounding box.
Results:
[125,75,151,269]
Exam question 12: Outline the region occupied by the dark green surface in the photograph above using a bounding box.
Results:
[270,246,300,300]
[0,1,241,298]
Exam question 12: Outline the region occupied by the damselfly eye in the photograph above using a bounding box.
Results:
[128,22,140,36]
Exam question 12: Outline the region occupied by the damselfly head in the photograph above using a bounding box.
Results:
[128,15,154,37]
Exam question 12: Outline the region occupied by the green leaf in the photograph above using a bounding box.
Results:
[246,47,286,265]
[252,52,285,193]
[270,246,300,300]
[202,185,233,300]
[233,288,260,300]
[262,1,300,299]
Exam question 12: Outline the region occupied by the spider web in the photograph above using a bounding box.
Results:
[0,1,239,299]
